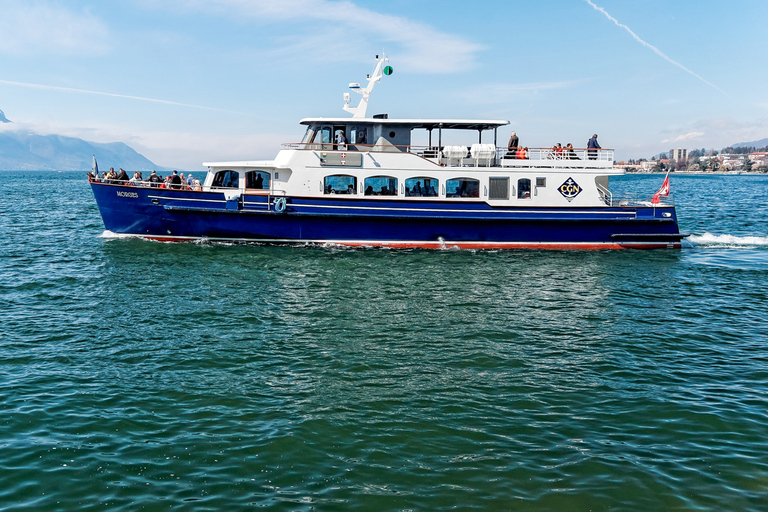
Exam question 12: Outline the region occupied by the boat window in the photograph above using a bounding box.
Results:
[212,170,240,188]
[324,174,357,194]
[518,178,532,199]
[405,177,438,197]
[350,126,367,145]
[311,126,332,144]
[364,176,397,196]
[245,170,270,190]
[301,126,314,144]
[446,178,480,198]
[536,177,546,187]
[489,177,510,200]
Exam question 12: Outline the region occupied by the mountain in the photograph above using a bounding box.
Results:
[732,138,768,150]
[0,109,10,123]
[0,131,168,171]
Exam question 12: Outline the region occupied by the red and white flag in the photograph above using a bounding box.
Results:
[651,172,670,204]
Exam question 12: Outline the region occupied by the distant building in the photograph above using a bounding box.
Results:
[721,154,746,169]
[749,152,768,167]
[669,148,687,162]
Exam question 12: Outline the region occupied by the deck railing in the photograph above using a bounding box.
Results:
[282,143,614,167]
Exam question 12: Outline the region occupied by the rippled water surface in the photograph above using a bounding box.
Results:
[2,171,768,510]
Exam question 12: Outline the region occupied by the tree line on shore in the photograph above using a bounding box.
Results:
[623,146,768,173]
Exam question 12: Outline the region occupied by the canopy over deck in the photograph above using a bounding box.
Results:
[299,118,509,131]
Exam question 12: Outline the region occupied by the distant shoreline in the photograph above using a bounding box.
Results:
[625,170,766,176]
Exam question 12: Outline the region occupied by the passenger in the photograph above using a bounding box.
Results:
[507,131,519,157]
[187,173,195,187]
[587,134,601,160]
[380,186,388,195]
[192,179,202,191]
[556,143,563,159]
[347,184,355,194]
[365,185,374,195]
[335,131,347,150]
[170,170,182,189]
[517,147,528,159]
[412,181,423,196]
[254,173,263,189]
[179,172,186,186]
[105,167,117,181]
[148,170,162,187]
[130,171,141,184]
[566,143,579,160]
[137,171,143,181]
[116,168,129,181]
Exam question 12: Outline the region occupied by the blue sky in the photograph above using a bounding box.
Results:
[1,0,766,170]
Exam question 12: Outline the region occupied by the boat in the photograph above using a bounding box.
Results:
[89,55,687,249]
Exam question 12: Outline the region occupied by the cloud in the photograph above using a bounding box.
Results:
[0,79,243,114]
[584,0,725,95]
[0,1,109,56]
[661,132,705,144]
[147,0,484,72]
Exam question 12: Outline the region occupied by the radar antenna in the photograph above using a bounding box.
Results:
[343,54,393,118]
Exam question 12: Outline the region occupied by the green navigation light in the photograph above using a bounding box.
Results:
[383,65,393,76]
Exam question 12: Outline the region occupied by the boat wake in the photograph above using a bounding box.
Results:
[688,232,768,248]
[99,230,136,239]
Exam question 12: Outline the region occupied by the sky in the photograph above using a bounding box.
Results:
[1,0,767,170]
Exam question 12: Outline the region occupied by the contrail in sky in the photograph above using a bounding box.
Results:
[0,79,242,114]
[584,0,725,94]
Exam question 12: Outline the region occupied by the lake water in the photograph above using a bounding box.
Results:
[2,171,768,510]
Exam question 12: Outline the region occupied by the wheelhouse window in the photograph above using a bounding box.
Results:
[405,177,438,197]
[324,174,357,194]
[245,170,270,190]
[518,178,532,199]
[301,126,314,144]
[212,170,240,188]
[311,126,332,145]
[350,126,367,145]
[446,178,480,198]
[489,177,510,200]
[364,176,397,196]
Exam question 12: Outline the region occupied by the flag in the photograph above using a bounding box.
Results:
[651,171,670,204]
[92,155,99,176]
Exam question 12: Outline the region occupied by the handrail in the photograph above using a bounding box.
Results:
[596,181,612,206]
[281,142,615,167]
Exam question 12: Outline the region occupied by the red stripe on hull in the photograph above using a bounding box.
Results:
[132,234,681,250]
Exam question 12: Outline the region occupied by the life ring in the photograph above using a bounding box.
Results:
[274,197,287,213]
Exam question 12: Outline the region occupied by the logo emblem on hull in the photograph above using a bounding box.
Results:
[558,177,581,202]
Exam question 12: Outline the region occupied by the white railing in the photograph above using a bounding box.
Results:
[282,142,614,168]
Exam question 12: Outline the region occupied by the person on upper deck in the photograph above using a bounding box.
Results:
[566,143,579,160]
[507,131,519,157]
[588,134,601,160]
[335,131,347,150]
[517,147,528,159]
[116,168,129,181]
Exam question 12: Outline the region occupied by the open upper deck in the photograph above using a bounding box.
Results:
[292,117,614,170]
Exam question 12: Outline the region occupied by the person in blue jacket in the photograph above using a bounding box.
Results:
[587,134,601,160]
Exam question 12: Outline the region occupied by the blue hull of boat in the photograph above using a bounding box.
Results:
[90,182,685,249]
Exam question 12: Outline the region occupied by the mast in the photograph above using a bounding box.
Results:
[343,54,392,119]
